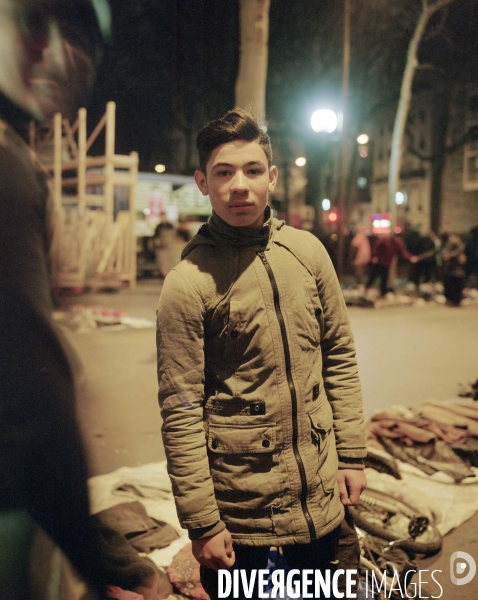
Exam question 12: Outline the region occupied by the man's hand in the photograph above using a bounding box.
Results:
[192,529,235,571]
[336,469,367,506]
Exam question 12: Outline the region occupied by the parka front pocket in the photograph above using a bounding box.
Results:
[206,423,282,512]
[308,402,338,494]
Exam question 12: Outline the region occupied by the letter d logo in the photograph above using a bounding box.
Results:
[450,551,476,585]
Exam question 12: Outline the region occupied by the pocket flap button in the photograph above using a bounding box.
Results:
[262,439,270,448]
[250,401,265,415]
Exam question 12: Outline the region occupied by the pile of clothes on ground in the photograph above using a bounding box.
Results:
[363,378,478,540]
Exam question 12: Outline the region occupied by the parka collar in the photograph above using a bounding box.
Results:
[207,205,272,250]
[183,206,284,258]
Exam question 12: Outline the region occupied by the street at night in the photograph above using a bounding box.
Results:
[2,1,478,598]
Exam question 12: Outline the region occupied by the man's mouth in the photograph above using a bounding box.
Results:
[29,77,63,92]
[229,202,252,208]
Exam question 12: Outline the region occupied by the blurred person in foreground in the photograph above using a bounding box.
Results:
[157,109,367,600]
[0,1,116,598]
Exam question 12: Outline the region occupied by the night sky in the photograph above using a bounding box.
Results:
[88,0,478,174]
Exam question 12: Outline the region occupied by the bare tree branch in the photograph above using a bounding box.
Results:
[388,0,456,226]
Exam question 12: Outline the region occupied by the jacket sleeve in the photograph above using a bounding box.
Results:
[314,241,367,462]
[156,269,224,533]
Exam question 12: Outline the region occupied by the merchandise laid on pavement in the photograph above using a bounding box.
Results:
[52,280,478,600]
[53,304,156,333]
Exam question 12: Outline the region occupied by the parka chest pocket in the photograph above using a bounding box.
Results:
[208,423,276,454]
[308,403,338,494]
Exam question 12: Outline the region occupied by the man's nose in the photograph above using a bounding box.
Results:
[230,170,248,192]
[40,21,69,75]
[26,18,69,76]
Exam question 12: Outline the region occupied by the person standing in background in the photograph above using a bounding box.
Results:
[441,233,467,306]
[365,233,418,298]
[464,226,478,289]
[348,224,371,287]
[153,212,180,278]
[409,231,439,289]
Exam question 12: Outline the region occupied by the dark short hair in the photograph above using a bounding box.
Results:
[196,108,273,173]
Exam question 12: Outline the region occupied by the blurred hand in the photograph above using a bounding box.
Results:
[336,469,367,506]
[192,529,235,571]
[410,255,419,263]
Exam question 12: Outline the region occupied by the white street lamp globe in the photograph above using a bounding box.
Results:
[357,133,369,145]
[310,109,338,134]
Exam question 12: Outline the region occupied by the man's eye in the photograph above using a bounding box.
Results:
[217,171,230,177]
[248,169,262,175]
[17,8,50,47]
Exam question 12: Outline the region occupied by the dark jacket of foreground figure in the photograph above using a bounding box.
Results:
[157,211,366,546]
[0,96,105,590]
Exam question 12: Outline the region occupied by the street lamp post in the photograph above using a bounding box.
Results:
[309,109,338,236]
[336,0,350,280]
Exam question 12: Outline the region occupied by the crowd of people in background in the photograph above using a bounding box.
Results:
[148,218,478,308]
[340,224,478,307]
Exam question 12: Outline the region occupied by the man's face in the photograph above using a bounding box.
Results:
[194,139,278,228]
[0,0,96,121]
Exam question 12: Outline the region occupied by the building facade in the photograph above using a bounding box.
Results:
[366,84,478,235]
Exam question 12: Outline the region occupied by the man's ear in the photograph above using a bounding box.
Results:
[268,165,278,192]
[194,170,208,196]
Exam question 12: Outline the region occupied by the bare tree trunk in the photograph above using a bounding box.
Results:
[235,0,271,123]
[388,0,454,228]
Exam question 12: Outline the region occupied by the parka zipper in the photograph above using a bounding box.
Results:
[258,251,316,541]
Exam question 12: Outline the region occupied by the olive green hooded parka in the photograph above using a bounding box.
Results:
[157,209,366,547]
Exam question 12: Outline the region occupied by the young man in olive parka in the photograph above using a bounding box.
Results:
[157,109,367,599]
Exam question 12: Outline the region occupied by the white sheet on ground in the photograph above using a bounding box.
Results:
[88,461,190,567]
[398,464,478,536]
[88,459,478,567]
